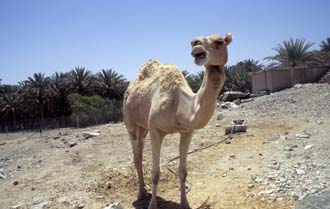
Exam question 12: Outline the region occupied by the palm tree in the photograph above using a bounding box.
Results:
[25,73,50,129]
[0,88,23,129]
[96,69,128,99]
[186,71,204,93]
[69,67,92,95]
[223,65,235,92]
[264,38,323,67]
[237,59,264,72]
[49,72,71,126]
[181,70,190,78]
[320,37,330,52]
[223,59,263,93]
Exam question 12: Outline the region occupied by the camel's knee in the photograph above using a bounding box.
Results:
[134,155,142,166]
[178,168,187,182]
[152,170,160,185]
[134,155,142,163]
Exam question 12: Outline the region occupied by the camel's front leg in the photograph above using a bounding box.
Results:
[179,131,193,209]
[148,129,164,209]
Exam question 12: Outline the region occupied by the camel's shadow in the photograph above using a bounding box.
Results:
[132,193,214,209]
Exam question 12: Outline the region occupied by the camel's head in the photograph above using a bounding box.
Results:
[191,33,232,66]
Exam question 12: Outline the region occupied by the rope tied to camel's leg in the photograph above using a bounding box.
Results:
[164,135,232,194]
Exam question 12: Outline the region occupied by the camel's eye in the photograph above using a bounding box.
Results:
[191,40,202,46]
[215,40,224,46]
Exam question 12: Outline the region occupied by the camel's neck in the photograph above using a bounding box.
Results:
[188,65,225,129]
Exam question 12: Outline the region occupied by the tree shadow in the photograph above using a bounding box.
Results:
[132,193,215,209]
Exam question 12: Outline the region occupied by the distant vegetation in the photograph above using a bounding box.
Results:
[68,94,122,127]
[183,59,263,94]
[264,38,325,67]
[0,68,129,131]
[1,37,329,131]
[224,59,264,93]
[320,37,330,52]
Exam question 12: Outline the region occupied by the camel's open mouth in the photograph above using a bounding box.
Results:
[194,52,207,61]
[191,46,208,66]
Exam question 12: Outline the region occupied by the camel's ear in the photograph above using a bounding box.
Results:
[225,33,233,45]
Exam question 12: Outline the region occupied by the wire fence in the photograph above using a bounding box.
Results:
[0,113,123,134]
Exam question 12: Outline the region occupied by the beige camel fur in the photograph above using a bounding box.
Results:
[123,33,232,209]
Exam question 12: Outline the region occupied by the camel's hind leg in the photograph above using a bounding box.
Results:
[128,126,148,199]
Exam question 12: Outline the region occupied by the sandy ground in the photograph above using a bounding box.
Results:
[1,84,329,209]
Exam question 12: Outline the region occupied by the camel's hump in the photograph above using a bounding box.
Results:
[126,60,187,98]
[137,60,187,88]
[137,60,161,81]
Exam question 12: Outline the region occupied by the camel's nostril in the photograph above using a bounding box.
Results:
[192,40,202,46]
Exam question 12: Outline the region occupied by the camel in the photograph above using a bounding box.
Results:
[123,33,233,209]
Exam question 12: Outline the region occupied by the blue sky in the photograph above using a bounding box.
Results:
[0,0,329,84]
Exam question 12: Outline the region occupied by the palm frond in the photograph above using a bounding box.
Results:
[264,38,317,67]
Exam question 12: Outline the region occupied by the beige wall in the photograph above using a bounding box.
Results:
[305,66,330,82]
[251,66,330,93]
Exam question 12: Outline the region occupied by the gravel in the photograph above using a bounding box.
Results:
[295,190,330,209]
[240,83,330,203]
[242,83,330,120]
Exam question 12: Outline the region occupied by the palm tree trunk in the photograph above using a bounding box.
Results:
[40,103,45,129]
[61,114,65,128]
[12,109,16,130]
[60,98,66,128]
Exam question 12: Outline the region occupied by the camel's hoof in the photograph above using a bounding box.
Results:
[181,202,191,209]
[138,186,148,199]
[148,201,158,209]
[138,192,147,200]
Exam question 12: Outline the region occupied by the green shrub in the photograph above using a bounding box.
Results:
[68,93,122,127]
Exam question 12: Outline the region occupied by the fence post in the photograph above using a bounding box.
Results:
[76,115,79,129]
[264,70,268,92]
[94,115,98,125]
[39,125,42,137]
[20,123,24,134]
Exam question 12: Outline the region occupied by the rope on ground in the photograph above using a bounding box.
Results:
[164,135,232,194]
